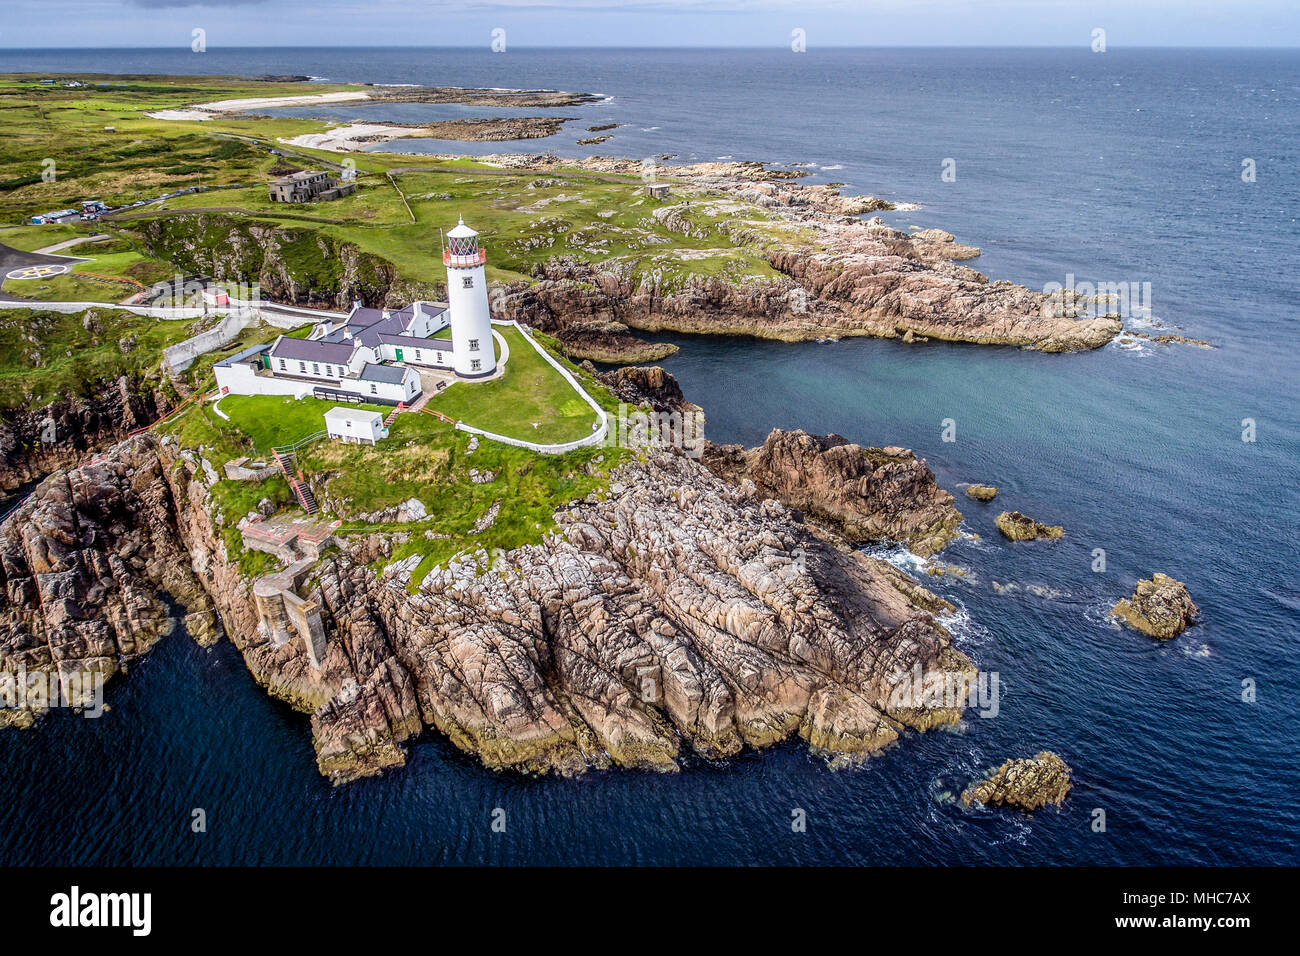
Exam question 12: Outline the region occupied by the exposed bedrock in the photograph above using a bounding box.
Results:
[495,219,1120,359]
[1112,573,1199,640]
[592,364,702,419]
[995,510,1064,541]
[0,438,219,727]
[0,375,175,493]
[0,435,975,782]
[961,751,1073,812]
[703,429,963,556]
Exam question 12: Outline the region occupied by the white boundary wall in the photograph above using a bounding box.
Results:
[164,309,260,373]
[453,321,609,455]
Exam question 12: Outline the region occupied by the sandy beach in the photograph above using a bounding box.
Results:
[147,90,370,121]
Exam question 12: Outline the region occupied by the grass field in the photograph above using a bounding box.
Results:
[0,72,811,302]
[429,325,600,444]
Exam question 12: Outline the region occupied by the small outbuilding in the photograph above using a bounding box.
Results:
[644,182,671,199]
[324,407,388,446]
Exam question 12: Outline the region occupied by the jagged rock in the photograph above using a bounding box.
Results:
[1112,573,1199,639]
[597,365,700,418]
[0,437,221,724]
[0,374,176,491]
[2,435,976,785]
[996,510,1064,541]
[965,484,999,501]
[471,500,500,534]
[961,751,1073,812]
[703,429,962,555]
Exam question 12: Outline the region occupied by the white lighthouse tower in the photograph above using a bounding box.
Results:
[443,217,496,379]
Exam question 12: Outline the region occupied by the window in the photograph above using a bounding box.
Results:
[435,352,443,363]
[278,359,286,371]
[299,362,306,373]
[312,363,320,375]
[468,338,479,351]
[370,384,377,394]
[461,276,473,289]
[471,359,481,372]
[414,349,422,360]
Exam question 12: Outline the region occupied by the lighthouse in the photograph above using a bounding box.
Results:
[443,216,496,379]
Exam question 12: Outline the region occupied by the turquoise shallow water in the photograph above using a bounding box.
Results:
[0,47,1297,865]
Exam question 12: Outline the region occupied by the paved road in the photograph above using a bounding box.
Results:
[32,234,113,256]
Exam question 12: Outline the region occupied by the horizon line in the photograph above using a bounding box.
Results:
[4,43,1300,52]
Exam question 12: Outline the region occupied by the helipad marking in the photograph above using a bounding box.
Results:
[6,263,71,280]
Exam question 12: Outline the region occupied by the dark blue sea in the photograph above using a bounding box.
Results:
[1,48,1297,866]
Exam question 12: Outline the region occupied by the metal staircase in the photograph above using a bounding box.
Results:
[270,430,327,515]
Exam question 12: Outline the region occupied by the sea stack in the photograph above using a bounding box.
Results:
[961,752,1073,812]
[995,510,1064,541]
[1112,573,1200,639]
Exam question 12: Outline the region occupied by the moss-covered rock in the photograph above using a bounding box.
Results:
[961,751,1072,812]
[1112,573,1199,639]
[995,510,1064,541]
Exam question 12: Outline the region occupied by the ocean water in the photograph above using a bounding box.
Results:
[1,48,1298,866]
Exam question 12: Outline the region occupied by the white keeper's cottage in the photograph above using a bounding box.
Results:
[214,217,499,405]
[324,406,388,445]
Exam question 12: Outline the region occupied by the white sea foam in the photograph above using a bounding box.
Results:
[1084,599,1124,631]
[936,600,994,649]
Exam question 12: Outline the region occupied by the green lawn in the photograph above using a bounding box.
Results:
[214,394,389,454]
[298,410,625,590]
[0,223,84,251]
[0,72,811,303]
[429,325,601,445]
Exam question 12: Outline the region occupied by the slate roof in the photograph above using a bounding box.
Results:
[378,331,454,347]
[359,364,410,385]
[270,337,357,364]
[214,343,270,368]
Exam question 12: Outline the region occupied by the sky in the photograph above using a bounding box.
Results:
[1,0,1298,49]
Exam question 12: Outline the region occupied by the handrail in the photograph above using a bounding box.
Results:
[271,429,328,457]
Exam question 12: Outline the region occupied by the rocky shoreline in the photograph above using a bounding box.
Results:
[481,155,1123,362]
[1,409,981,781]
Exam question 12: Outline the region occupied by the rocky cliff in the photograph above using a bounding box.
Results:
[1,433,976,781]
[486,157,1121,358]
[130,216,411,311]
[0,375,176,493]
[703,429,963,556]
